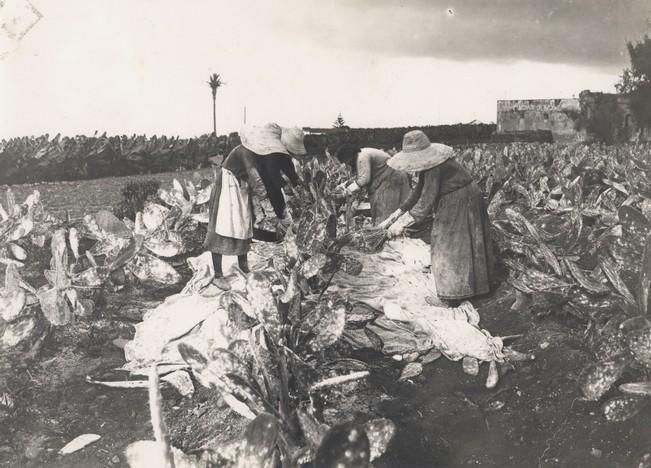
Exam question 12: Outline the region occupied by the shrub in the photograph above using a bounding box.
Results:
[114,180,161,220]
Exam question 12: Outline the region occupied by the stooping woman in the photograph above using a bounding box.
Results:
[333,144,411,225]
[380,130,494,306]
[204,123,306,289]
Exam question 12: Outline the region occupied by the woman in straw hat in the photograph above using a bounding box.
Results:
[333,143,411,225]
[204,123,306,289]
[380,130,494,305]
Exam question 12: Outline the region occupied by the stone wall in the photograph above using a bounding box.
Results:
[497,92,651,143]
[496,99,583,142]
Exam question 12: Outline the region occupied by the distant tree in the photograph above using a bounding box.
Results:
[616,35,651,127]
[207,73,224,135]
[333,113,347,128]
[578,91,620,144]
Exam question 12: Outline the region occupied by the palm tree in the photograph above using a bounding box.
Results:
[207,73,224,135]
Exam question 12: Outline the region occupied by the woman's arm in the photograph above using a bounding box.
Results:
[384,168,441,237]
[354,151,372,188]
[399,172,425,213]
[408,167,441,222]
[254,156,287,218]
[378,172,426,230]
[277,155,300,186]
[241,154,269,200]
[338,150,371,195]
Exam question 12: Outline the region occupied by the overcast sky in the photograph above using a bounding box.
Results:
[1,0,648,138]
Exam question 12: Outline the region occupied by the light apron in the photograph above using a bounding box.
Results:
[214,168,253,239]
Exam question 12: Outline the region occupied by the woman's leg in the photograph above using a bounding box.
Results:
[211,253,223,277]
[441,298,463,308]
[211,253,231,290]
[238,254,250,273]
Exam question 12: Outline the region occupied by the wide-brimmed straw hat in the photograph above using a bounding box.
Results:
[240,123,290,156]
[280,126,307,156]
[387,130,454,172]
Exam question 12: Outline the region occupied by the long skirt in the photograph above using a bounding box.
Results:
[430,182,494,300]
[203,169,253,256]
[368,167,411,225]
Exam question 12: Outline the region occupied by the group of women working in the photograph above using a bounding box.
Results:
[205,123,494,305]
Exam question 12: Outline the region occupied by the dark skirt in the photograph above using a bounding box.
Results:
[430,181,494,300]
[368,167,411,225]
[206,233,251,256]
[203,171,253,256]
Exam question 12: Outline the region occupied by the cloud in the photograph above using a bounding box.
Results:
[0,0,627,137]
[270,0,649,69]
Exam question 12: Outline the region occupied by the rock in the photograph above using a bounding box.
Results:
[399,362,423,381]
[462,357,480,376]
[487,400,505,411]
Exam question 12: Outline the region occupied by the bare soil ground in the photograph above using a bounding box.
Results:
[1,169,212,222]
[0,172,648,468]
[4,283,649,468]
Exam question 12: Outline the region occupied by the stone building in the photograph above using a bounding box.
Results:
[497,91,650,143]
[496,98,582,142]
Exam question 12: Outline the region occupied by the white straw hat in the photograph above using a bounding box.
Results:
[388,130,454,172]
[240,123,290,156]
[280,126,307,156]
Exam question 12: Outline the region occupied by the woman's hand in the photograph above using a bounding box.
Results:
[278,208,294,227]
[335,181,348,192]
[333,182,349,199]
[385,211,416,239]
[378,209,404,229]
[387,223,404,239]
[334,181,360,196]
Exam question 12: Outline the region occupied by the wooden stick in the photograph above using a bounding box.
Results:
[500,334,524,341]
[148,365,175,468]
[309,371,370,392]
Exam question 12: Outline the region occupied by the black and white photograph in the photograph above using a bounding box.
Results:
[1,1,651,467]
